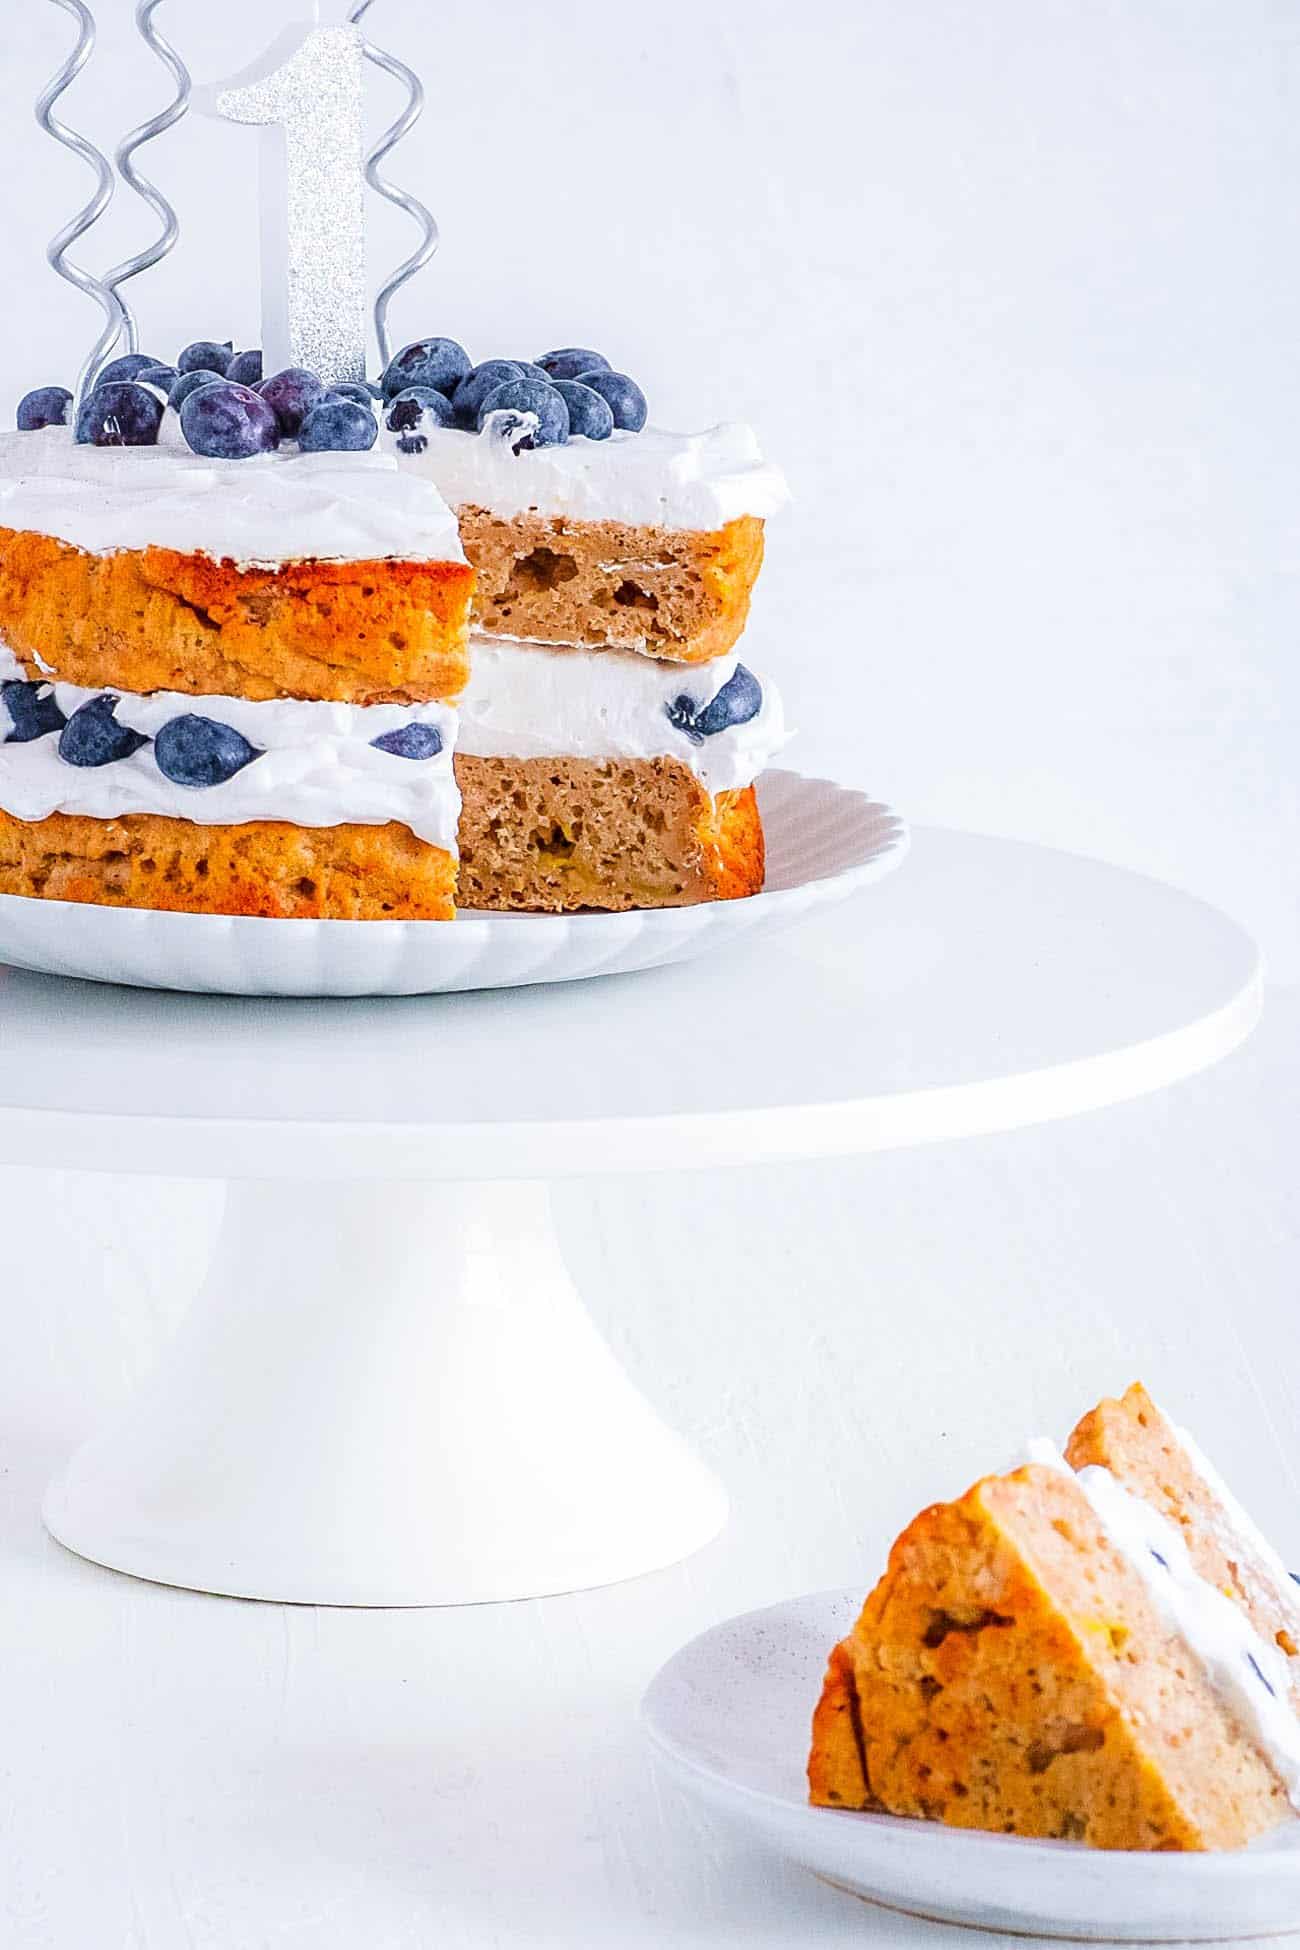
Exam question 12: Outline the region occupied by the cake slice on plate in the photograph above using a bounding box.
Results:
[809,1384,1300,1850]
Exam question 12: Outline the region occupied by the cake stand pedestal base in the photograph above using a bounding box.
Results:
[42,1178,727,1606]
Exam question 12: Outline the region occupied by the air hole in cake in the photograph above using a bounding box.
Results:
[174,594,220,632]
[612,580,659,613]
[917,1676,943,1702]
[501,547,579,598]
[534,822,576,861]
[1026,1726,1105,1775]
[296,877,317,899]
[922,1608,1013,1649]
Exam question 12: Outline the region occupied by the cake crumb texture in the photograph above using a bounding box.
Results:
[457,508,764,663]
[808,1463,1291,1851]
[454,755,763,911]
[0,808,456,919]
[0,527,473,704]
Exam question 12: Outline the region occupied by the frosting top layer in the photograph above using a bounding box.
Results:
[0,425,466,570]
[385,420,790,530]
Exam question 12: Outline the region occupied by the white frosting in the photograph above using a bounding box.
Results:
[0,424,466,570]
[456,639,788,794]
[1026,1439,1300,1807]
[386,419,790,530]
[0,651,459,849]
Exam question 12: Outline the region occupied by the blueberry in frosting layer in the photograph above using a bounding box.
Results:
[455,639,787,796]
[0,650,461,850]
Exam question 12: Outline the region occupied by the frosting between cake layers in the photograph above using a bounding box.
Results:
[1027,1439,1300,1806]
[0,652,460,849]
[0,425,466,570]
[455,639,789,795]
[384,420,790,530]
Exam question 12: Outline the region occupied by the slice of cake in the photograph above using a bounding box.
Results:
[809,1384,1300,1851]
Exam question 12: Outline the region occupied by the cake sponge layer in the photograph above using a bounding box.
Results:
[0,808,455,919]
[458,509,765,662]
[455,755,763,910]
[0,528,473,704]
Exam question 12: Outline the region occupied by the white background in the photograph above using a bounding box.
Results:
[1,5,1299,1947]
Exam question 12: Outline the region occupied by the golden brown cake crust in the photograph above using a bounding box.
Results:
[0,527,473,704]
[0,808,455,920]
[454,755,763,911]
[809,1463,1291,1852]
[457,509,764,663]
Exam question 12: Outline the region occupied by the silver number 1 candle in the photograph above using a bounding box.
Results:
[201,20,367,384]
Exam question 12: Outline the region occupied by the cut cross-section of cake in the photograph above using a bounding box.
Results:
[452,640,786,910]
[388,419,786,663]
[808,1384,1300,1851]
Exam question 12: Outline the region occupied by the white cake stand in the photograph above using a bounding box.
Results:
[0,826,1260,1606]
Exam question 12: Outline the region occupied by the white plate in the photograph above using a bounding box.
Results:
[641,1590,1300,1941]
[0,771,905,997]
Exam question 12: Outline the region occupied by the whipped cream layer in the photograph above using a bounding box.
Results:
[386,420,789,530]
[1028,1438,1300,1809]
[456,639,788,795]
[0,425,466,570]
[0,652,459,849]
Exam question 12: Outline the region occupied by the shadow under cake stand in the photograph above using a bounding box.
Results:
[0,827,1261,1606]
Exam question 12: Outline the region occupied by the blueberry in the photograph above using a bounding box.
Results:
[58,694,148,767]
[256,367,328,437]
[136,362,178,389]
[381,337,471,400]
[552,379,614,441]
[298,397,378,453]
[450,360,525,430]
[1,679,65,743]
[576,368,646,431]
[178,339,234,376]
[168,367,224,411]
[694,664,762,737]
[74,381,163,447]
[97,351,168,388]
[478,377,569,449]
[326,381,377,408]
[180,381,280,459]
[371,723,443,760]
[512,361,553,385]
[537,348,611,382]
[667,664,762,744]
[154,713,261,786]
[16,385,72,431]
[384,385,454,439]
[226,349,263,387]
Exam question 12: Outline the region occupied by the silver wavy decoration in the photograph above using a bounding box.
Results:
[102,0,190,344]
[36,0,132,399]
[348,0,438,372]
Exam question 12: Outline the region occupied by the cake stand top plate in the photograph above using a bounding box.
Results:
[0,827,1260,1181]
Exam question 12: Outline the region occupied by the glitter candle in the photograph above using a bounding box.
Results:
[199,20,367,385]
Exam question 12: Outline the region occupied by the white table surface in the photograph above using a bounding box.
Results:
[2,961,1297,1946]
